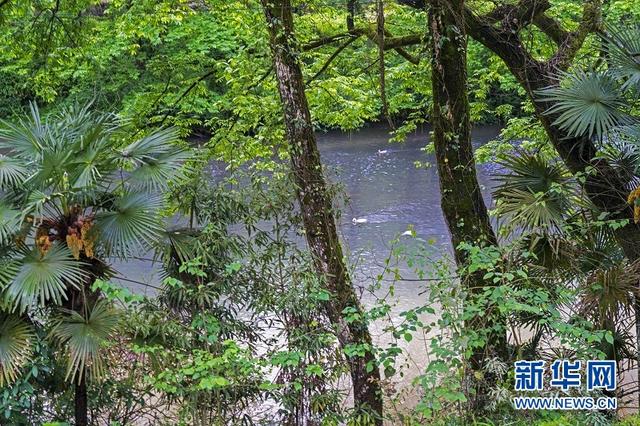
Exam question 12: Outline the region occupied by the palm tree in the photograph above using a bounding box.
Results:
[491,30,640,391]
[0,102,190,425]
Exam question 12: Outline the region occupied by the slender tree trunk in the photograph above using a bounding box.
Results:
[347,0,356,31]
[260,1,383,422]
[377,0,393,128]
[75,375,88,426]
[428,0,506,406]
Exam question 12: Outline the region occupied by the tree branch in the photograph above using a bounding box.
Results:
[302,26,421,64]
[306,35,360,85]
[303,32,361,51]
[548,0,602,70]
[533,14,570,45]
[484,0,551,29]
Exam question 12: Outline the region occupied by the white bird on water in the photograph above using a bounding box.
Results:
[401,230,413,236]
[377,149,388,155]
[352,217,368,224]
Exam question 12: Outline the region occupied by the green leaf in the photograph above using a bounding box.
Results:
[0,155,27,189]
[50,300,119,382]
[538,71,630,140]
[4,245,87,311]
[0,314,34,386]
[96,192,164,257]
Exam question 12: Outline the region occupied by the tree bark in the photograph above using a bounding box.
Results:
[394,1,640,261]
[428,0,506,406]
[75,375,88,426]
[260,1,383,422]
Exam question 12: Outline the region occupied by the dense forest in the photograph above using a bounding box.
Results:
[1,0,640,424]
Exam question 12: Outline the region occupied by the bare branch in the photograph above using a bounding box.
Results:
[303,26,421,64]
[302,32,360,51]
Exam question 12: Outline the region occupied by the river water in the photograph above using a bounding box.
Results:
[114,124,501,297]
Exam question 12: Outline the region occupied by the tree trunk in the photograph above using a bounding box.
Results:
[75,375,88,426]
[377,0,393,128]
[428,0,506,406]
[347,0,356,31]
[260,1,383,422]
[520,64,640,263]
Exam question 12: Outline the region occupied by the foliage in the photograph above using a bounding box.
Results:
[0,102,190,422]
[2,0,640,424]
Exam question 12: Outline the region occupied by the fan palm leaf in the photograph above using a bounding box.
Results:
[127,149,192,191]
[121,127,191,191]
[50,300,119,382]
[0,103,48,158]
[603,25,640,91]
[95,193,164,257]
[4,245,87,312]
[494,152,575,232]
[0,155,28,189]
[120,127,182,162]
[0,314,34,386]
[539,71,630,140]
[0,201,22,245]
[0,257,20,290]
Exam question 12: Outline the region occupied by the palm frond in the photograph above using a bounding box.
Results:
[494,188,568,232]
[95,193,164,257]
[596,136,640,185]
[539,71,630,140]
[603,25,640,91]
[69,145,105,190]
[0,155,28,189]
[0,257,20,289]
[495,152,570,193]
[4,244,87,312]
[50,300,119,382]
[157,228,199,266]
[0,201,22,246]
[0,102,48,158]
[121,127,182,162]
[494,152,575,232]
[0,314,34,386]
[127,149,192,191]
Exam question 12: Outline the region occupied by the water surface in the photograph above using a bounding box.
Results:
[113,124,502,300]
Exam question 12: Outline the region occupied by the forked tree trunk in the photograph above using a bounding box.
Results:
[428,0,507,404]
[260,0,383,422]
[457,0,640,262]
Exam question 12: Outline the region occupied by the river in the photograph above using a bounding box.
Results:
[113,123,502,301]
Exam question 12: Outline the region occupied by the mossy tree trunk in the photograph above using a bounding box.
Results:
[428,0,507,406]
[260,0,383,422]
